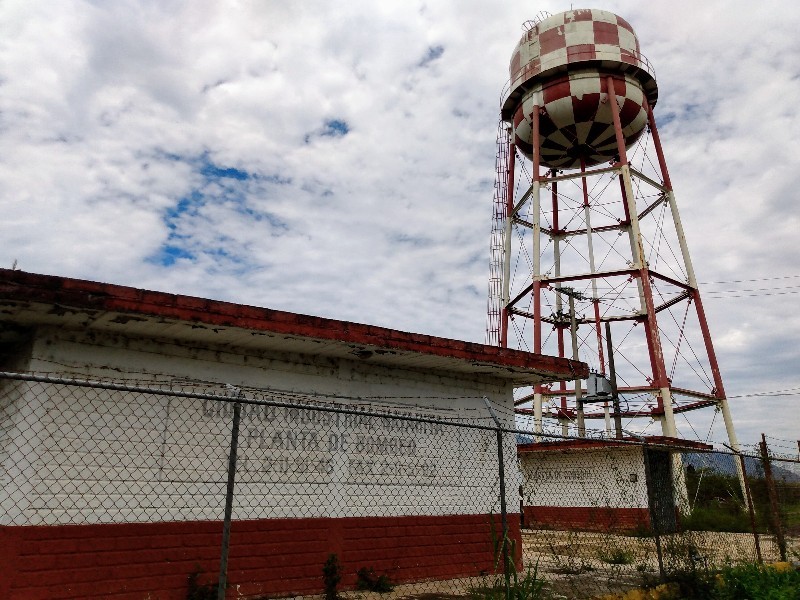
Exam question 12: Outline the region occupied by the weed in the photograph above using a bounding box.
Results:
[469,561,551,600]
[597,548,635,565]
[545,539,593,575]
[356,567,394,592]
[186,570,217,600]
[477,515,552,599]
[665,568,717,600]
[713,563,800,600]
[322,553,342,600]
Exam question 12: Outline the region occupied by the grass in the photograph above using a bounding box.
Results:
[712,563,800,600]
[597,548,636,565]
[685,467,800,536]
[784,501,800,534]
[643,563,800,600]
[681,505,753,533]
[468,562,551,600]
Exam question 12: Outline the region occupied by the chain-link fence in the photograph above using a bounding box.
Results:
[517,434,799,599]
[1,372,798,600]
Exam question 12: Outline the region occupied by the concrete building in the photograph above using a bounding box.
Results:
[0,269,585,599]
[518,437,711,534]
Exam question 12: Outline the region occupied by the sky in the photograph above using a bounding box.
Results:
[0,0,798,453]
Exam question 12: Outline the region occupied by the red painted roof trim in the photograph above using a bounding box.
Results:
[0,269,587,378]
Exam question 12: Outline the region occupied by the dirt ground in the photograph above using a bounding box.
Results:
[516,528,798,599]
[296,529,799,600]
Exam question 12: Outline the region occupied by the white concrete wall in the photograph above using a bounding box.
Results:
[520,447,648,509]
[1,327,521,525]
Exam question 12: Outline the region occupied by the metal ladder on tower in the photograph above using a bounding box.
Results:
[486,121,510,346]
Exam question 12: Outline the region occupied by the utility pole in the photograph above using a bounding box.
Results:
[606,322,623,439]
[558,287,586,437]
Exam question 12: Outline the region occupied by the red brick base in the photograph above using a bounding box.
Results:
[0,513,520,600]
[523,505,649,533]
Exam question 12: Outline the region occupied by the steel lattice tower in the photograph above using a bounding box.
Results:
[487,10,742,458]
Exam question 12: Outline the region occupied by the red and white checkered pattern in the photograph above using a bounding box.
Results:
[505,9,653,169]
[512,71,648,169]
[510,9,643,89]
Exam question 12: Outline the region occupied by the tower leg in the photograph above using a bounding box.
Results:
[534,392,543,436]
[607,76,676,436]
[648,107,748,505]
[660,387,677,437]
[530,105,544,438]
[530,106,543,356]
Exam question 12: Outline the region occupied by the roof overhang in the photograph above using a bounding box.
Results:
[0,270,587,385]
[517,436,713,454]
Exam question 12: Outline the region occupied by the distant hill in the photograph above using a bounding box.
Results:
[683,451,800,483]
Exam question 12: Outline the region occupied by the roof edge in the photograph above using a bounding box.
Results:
[0,269,588,380]
[517,436,714,453]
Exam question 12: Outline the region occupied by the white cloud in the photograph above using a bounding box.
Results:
[0,0,798,447]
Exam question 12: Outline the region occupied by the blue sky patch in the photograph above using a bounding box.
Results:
[304,119,351,144]
[321,119,350,137]
[201,162,250,180]
[418,45,444,67]
[149,153,289,267]
[164,191,204,230]
[150,244,195,266]
[263,173,292,185]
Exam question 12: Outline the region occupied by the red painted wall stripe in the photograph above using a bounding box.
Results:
[1,514,521,600]
[523,505,649,533]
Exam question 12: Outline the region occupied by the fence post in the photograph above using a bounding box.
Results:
[483,398,510,592]
[641,441,665,581]
[738,453,763,563]
[759,434,787,561]
[725,443,763,564]
[218,399,242,600]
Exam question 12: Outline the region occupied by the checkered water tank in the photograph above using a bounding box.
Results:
[501,9,659,169]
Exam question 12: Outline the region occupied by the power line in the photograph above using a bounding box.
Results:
[700,274,800,285]
[728,387,800,399]
[704,290,800,298]
[704,284,800,292]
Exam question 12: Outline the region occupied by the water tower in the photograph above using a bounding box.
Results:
[487,10,742,457]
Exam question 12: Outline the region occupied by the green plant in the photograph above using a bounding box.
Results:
[322,553,342,600]
[469,561,550,600]
[666,568,717,600]
[545,538,593,575]
[186,570,217,600]
[639,560,800,600]
[682,468,796,534]
[356,567,394,592]
[681,504,752,533]
[597,548,635,565]
[473,517,551,600]
[713,563,800,600]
